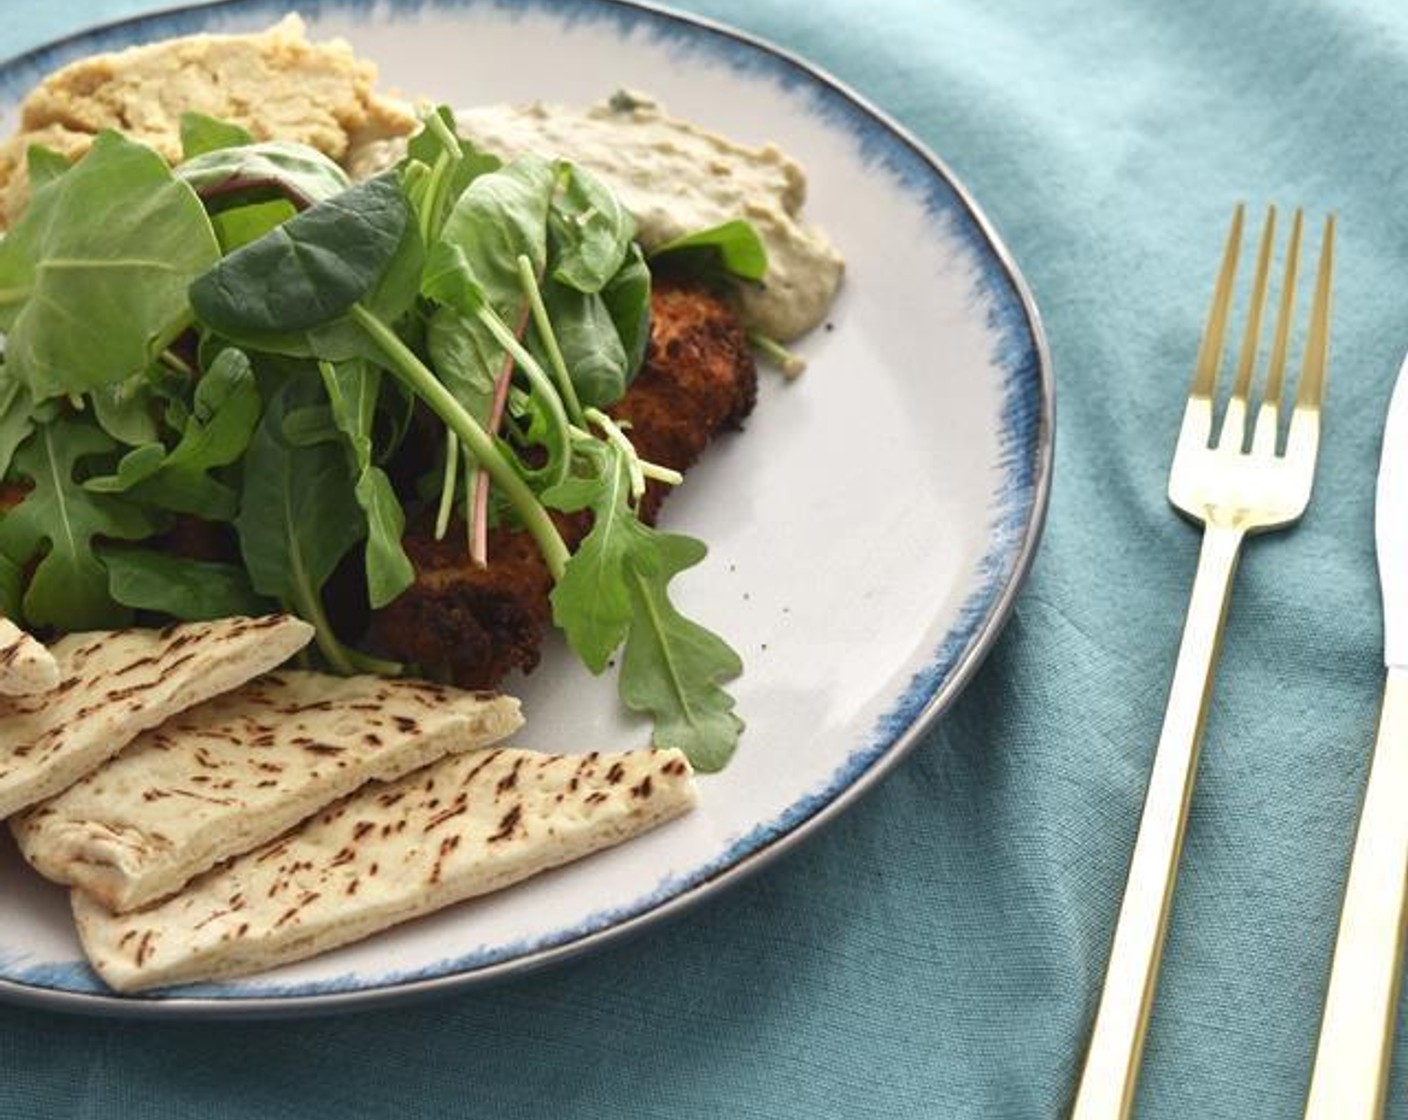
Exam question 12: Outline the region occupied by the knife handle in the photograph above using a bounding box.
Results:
[1305,668,1408,1120]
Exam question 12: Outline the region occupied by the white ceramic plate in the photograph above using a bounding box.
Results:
[0,0,1052,1016]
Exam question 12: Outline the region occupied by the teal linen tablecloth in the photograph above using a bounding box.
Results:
[3,0,1407,1116]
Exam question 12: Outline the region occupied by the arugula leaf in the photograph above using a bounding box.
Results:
[548,163,634,294]
[547,442,743,769]
[101,546,270,620]
[545,443,637,669]
[319,360,414,608]
[0,419,159,629]
[0,551,21,619]
[235,372,367,670]
[179,112,254,160]
[0,132,221,401]
[0,374,34,481]
[25,144,70,191]
[85,348,260,520]
[651,219,768,282]
[619,531,744,771]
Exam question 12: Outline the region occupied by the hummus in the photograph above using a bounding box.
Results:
[352,93,844,341]
[0,15,416,228]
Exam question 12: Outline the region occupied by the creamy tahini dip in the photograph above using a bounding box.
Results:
[349,93,843,341]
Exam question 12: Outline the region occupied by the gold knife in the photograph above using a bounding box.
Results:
[1305,353,1408,1118]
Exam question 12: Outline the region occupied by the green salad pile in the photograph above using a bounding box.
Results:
[0,108,770,770]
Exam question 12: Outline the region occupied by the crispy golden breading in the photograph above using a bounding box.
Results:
[372,522,558,689]
[371,277,758,686]
[612,277,758,523]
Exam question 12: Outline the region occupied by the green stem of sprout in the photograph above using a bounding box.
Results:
[748,330,806,378]
[516,253,584,426]
[348,302,570,579]
[289,583,356,676]
[159,348,195,376]
[585,407,647,500]
[434,429,459,540]
[471,303,572,487]
[567,418,683,489]
[416,107,464,245]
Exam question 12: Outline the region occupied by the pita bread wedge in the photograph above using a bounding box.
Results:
[15,672,523,912]
[0,614,313,820]
[74,746,697,992]
[0,619,59,696]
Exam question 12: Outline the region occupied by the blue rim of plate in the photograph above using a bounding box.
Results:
[0,0,1055,1018]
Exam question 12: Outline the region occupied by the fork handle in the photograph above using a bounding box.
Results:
[1304,668,1408,1119]
[1072,524,1244,1120]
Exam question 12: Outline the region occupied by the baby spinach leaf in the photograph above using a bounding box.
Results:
[236,372,366,666]
[535,280,629,410]
[190,173,410,337]
[319,360,414,608]
[0,418,159,629]
[306,202,425,364]
[424,306,499,431]
[423,157,553,302]
[85,348,260,520]
[548,162,634,294]
[178,140,349,210]
[422,156,557,428]
[91,375,162,447]
[651,219,768,282]
[0,131,220,401]
[101,546,270,620]
[191,172,424,371]
[179,112,254,160]
[618,531,744,772]
[432,154,556,307]
[600,243,652,379]
[279,404,339,447]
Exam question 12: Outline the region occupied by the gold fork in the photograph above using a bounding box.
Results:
[1071,205,1336,1119]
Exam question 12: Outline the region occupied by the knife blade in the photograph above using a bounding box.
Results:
[1305,355,1408,1120]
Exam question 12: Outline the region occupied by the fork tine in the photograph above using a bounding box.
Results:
[1295,214,1336,412]
[1219,206,1277,450]
[1251,209,1303,456]
[1286,214,1335,458]
[1189,204,1244,408]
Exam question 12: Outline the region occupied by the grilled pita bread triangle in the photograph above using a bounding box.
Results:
[75,746,696,992]
[0,618,59,696]
[16,671,523,911]
[0,614,314,819]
